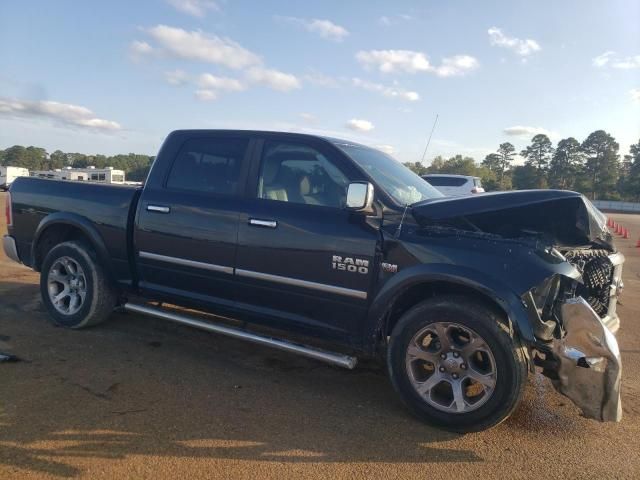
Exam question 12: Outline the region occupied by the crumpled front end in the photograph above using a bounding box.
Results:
[409,189,625,422]
[551,297,622,422]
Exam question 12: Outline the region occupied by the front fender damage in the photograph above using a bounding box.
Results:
[551,297,622,422]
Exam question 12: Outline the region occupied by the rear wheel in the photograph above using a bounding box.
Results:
[40,241,117,328]
[387,295,527,432]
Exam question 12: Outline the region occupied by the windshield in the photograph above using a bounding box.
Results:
[336,143,443,205]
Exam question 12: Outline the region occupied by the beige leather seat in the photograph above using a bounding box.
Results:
[299,175,321,205]
[260,159,288,201]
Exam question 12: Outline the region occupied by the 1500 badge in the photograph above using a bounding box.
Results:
[332,255,369,274]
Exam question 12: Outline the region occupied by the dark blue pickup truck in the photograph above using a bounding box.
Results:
[3,130,625,431]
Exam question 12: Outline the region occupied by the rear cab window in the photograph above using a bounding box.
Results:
[424,176,468,187]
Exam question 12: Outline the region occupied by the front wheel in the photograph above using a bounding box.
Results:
[40,241,117,329]
[387,295,528,432]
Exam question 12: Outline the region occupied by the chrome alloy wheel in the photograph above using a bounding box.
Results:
[47,256,87,316]
[405,322,497,413]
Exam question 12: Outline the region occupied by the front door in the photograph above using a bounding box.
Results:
[235,136,380,342]
[135,133,251,308]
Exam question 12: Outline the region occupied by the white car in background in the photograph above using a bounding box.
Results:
[0,166,30,191]
[422,174,485,196]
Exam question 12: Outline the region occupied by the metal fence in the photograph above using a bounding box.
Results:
[592,200,640,213]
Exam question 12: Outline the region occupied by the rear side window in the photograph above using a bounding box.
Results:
[167,137,249,195]
[424,176,468,187]
[474,177,482,187]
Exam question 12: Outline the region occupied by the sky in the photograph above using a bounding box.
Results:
[0,0,639,164]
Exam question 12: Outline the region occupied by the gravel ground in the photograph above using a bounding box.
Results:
[1,191,639,479]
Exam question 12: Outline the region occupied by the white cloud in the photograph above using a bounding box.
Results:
[593,51,640,69]
[0,97,121,131]
[431,55,479,77]
[346,118,374,132]
[375,144,395,155]
[306,19,349,42]
[355,49,478,76]
[195,89,218,101]
[356,49,430,73]
[592,51,615,67]
[277,16,349,41]
[488,27,541,56]
[378,14,413,26]
[129,40,154,60]
[138,25,301,94]
[630,88,640,104]
[303,72,341,88]
[352,78,420,101]
[165,69,189,86]
[145,25,261,69]
[299,112,317,123]
[613,56,640,69]
[503,125,557,138]
[197,73,245,91]
[246,67,301,92]
[166,0,218,17]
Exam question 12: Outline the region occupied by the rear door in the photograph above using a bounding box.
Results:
[235,136,380,342]
[135,132,251,307]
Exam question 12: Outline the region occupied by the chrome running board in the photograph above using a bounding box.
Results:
[122,303,358,370]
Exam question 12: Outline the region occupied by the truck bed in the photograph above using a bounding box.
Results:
[8,177,141,284]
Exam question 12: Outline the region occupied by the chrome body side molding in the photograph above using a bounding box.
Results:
[139,251,233,275]
[138,251,368,299]
[235,268,367,300]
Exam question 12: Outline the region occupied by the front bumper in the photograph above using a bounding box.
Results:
[2,235,21,264]
[551,297,622,422]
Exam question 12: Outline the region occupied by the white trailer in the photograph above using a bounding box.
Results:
[0,166,30,190]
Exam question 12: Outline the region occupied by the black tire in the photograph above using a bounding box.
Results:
[40,241,117,329]
[387,295,528,433]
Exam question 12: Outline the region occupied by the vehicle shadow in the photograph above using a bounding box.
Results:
[0,278,595,478]
[0,285,483,478]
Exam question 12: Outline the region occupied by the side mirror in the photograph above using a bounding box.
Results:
[346,182,374,213]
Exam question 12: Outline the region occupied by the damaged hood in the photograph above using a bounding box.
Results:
[411,190,612,248]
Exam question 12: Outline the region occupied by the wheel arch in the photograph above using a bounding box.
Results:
[32,212,114,282]
[366,265,535,355]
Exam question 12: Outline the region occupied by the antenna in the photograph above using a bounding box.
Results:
[394,202,410,238]
[419,114,439,164]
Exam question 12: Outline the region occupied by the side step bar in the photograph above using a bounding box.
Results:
[122,303,358,370]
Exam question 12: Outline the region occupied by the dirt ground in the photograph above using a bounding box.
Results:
[1,191,639,479]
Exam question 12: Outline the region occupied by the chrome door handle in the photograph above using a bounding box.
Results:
[147,205,170,213]
[249,218,277,228]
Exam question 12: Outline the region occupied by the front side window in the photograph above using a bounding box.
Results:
[167,137,249,195]
[258,141,349,208]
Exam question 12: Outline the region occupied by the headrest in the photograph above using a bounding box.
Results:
[299,175,311,195]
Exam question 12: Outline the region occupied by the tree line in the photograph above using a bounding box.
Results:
[2,130,639,200]
[0,145,153,182]
[404,130,640,201]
